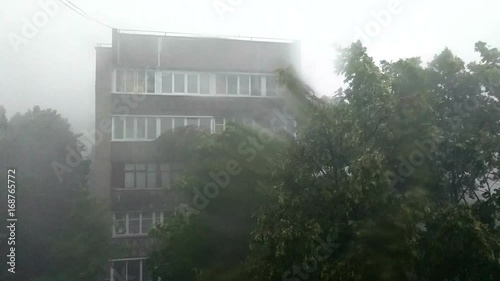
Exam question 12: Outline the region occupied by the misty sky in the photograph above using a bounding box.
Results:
[1,0,500,136]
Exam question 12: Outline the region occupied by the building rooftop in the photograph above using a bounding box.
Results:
[96,28,298,47]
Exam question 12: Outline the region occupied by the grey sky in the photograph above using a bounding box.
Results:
[1,0,499,136]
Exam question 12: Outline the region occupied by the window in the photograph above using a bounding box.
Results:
[114,213,127,235]
[114,117,124,139]
[146,71,155,93]
[200,74,210,94]
[111,259,151,281]
[187,74,198,93]
[113,212,164,237]
[240,75,250,95]
[187,118,198,126]
[215,117,225,134]
[115,69,137,93]
[137,117,146,139]
[113,116,215,140]
[161,163,182,188]
[227,75,238,95]
[174,118,184,130]
[124,164,156,189]
[162,72,172,93]
[216,74,227,94]
[160,117,173,135]
[125,117,135,139]
[266,76,278,96]
[251,75,261,96]
[147,118,157,139]
[200,118,211,133]
[141,213,153,234]
[137,71,146,93]
[174,73,185,93]
[129,213,141,234]
[116,69,126,92]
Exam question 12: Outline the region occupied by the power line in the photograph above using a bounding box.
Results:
[58,0,114,29]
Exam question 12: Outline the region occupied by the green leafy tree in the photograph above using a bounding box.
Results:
[148,124,287,281]
[0,106,111,281]
[249,42,500,281]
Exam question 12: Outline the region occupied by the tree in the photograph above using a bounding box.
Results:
[249,42,500,281]
[0,106,111,281]
[147,124,287,281]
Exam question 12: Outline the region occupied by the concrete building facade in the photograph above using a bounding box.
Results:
[94,29,300,281]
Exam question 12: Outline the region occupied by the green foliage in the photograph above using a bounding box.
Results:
[148,124,287,281]
[0,106,111,281]
[249,41,500,281]
[147,41,500,281]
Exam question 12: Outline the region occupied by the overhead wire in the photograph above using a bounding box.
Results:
[58,0,114,29]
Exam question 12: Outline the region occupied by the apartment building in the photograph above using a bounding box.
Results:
[94,29,300,281]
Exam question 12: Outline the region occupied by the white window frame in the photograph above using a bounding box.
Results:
[113,211,164,237]
[112,69,280,98]
[110,257,150,281]
[114,69,157,94]
[112,115,215,141]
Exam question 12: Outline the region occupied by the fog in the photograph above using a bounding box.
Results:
[2,0,500,134]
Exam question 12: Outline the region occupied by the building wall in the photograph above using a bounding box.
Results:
[95,29,300,280]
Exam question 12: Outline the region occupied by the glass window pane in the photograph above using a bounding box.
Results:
[126,70,135,92]
[200,119,211,132]
[162,72,172,93]
[137,117,146,139]
[137,71,146,93]
[174,118,184,129]
[142,213,153,233]
[114,214,127,235]
[116,70,125,92]
[136,164,146,170]
[240,75,250,95]
[251,75,261,96]
[125,117,135,139]
[147,71,155,93]
[160,118,172,134]
[215,118,224,134]
[227,75,238,95]
[125,172,134,188]
[112,261,126,281]
[161,164,171,188]
[266,76,278,96]
[216,74,226,94]
[136,172,146,188]
[187,118,198,126]
[129,220,140,234]
[200,74,210,94]
[127,260,141,281]
[154,212,163,224]
[187,74,198,93]
[174,73,185,93]
[113,117,124,139]
[147,172,156,189]
[125,163,135,171]
[147,118,157,139]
